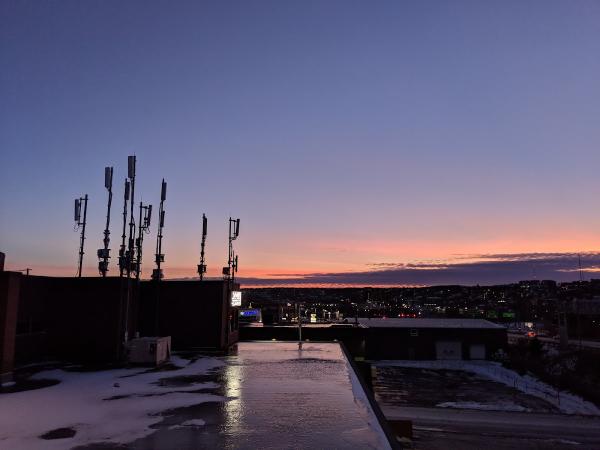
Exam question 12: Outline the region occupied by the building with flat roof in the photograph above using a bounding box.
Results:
[359,317,507,361]
[358,318,505,329]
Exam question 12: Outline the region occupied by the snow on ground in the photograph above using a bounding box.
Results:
[0,356,225,450]
[374,360,600,416]
[436,401,530,412]
[168,418,206,430]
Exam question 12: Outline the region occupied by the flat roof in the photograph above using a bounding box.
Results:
[1,342,391,449]
[358,317,505,329]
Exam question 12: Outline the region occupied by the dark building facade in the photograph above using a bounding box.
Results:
[0,272,240,380]
[13,275,137,365]
[0,271,20,382]
[138,280,239,352]
[359,318,507,360]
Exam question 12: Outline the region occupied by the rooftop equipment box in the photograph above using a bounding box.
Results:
[127,336,171,366]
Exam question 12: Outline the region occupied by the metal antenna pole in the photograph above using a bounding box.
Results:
[127,156,136,278]
[135,202,152,282]
[119,179,130,277]
[226,217,240,283]
[198,214,207,280]
[136,202,143,280]
[124,155,136,343]
[153,179,166,281]
[99,167,113,277]
[228,217,233,282]
[76,194,88,277]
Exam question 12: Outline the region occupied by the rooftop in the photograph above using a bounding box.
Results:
[358,317,505,329]
[0,342,392,449]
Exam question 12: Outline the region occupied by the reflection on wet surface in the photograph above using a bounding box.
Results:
[82,342,389,450]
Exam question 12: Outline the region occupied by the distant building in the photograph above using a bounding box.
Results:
[358,318,506,361]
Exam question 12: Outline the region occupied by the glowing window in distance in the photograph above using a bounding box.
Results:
[231,291,242,307]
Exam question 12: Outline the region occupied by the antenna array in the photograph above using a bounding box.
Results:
[71,155,242,297]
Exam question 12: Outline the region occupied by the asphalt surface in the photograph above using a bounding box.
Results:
[373,365,600,449]
[384,405,600,449]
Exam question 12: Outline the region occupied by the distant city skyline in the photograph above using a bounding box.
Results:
[2,1,600,285]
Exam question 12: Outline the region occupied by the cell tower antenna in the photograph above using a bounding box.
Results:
[223,217,240,283]
[126,155,137,278]
[197,214,207,280]
[135,202,152,281]
[579,253,583,282]
[74,194,88,277]
[98,166,113,277]
[123,155,136,344]
[152,179,167,281]
[118,179,130,277]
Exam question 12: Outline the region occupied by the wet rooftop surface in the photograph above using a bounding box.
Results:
[111,342,390,450]
[1,342,390,449]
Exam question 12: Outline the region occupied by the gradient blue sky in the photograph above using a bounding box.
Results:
[1,1,600,284]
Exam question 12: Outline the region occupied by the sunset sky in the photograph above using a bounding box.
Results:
[2,1,600,286]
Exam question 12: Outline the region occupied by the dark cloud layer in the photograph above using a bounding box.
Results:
[239,252,600,287]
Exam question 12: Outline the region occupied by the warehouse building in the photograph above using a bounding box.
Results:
[359,318,507,361]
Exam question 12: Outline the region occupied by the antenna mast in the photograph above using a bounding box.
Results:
[126,155,137,278]
[118,179,130,277]
[74,194,88,277]
[224,217,240,283]
[135,202,152,281]
[197,214,207,280]
[98,167,113,277]
[152,179,167,281]
[123,155,136,344]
